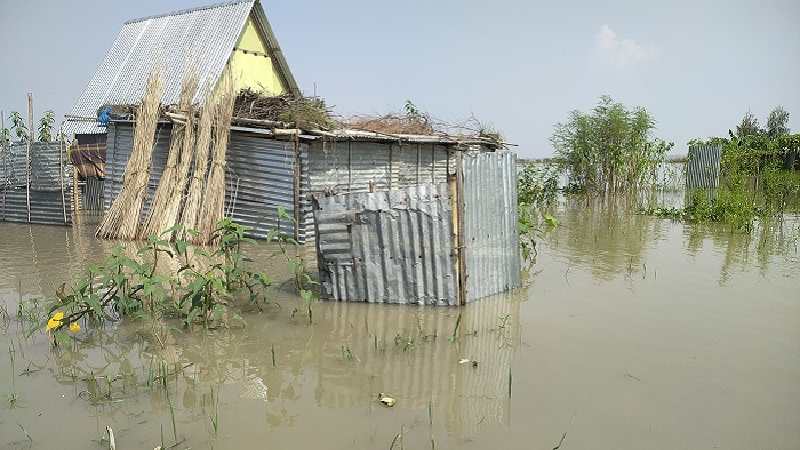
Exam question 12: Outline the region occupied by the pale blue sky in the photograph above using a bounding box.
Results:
[1,0,798,157]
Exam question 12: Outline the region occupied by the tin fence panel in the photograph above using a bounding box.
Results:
[686,144,721,189]
[313,183,457,305]
[461,151,520,302]
[1,142,73,225]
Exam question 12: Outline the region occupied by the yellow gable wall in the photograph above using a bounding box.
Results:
[227,16,287,95]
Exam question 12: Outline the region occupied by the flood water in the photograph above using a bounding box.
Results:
[1,196,798,450]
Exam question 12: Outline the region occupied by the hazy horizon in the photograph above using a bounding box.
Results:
[1,0,798,158]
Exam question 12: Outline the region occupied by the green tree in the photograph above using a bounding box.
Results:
[766,106,790,139]
[551,95,672,193]
[735,111,763,138]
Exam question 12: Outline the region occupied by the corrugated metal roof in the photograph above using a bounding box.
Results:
[65,0,300,136]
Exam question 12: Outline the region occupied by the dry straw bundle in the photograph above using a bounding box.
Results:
[179,89,215,237]
[139,75,198,239]
[197,76,235,244]
[96,71,164,240]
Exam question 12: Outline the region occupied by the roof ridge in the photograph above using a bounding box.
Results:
[124,0,254,25]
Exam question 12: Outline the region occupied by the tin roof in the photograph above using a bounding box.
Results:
[64,0,299,136]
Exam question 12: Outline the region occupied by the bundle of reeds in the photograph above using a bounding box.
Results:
[197,77,235,244]
[179,91,215,237]
[96,72,163,240]
[138,75,198,239]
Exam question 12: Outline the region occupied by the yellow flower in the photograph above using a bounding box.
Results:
[46,311,65,331]
[69,322,80,333]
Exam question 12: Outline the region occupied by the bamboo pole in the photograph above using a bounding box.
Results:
[60,137,67,225]
[1,109,6,222]
[26,93,32,223]
[455,151,467,305]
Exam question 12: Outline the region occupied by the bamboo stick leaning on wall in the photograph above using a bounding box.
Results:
[139,75,198,239]
[96,71,164,240]
[197,75,235,244]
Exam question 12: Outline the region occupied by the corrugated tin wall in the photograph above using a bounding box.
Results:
[301,140,457,244]
[686,144,721,190]
[1,142,73,225]
[225,132,301,239]
[461,151,521,302]
[313,183,458,305]
[104,123,301,239]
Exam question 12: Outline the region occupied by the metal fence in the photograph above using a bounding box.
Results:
[686,144,721,189]
[1,142,73,225]
[312,151,520,305]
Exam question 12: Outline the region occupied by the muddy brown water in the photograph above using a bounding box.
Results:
[1,197,798,450]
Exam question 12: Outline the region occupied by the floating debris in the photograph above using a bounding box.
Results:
[378,393,396,407]
[459,358,479,368]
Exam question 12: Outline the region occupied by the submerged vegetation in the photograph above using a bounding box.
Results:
[517,162,560,264]
[551,95,673,193]
[646,108,800,231]
[41,218,315,346]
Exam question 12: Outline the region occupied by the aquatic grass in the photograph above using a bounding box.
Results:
[8,341,17,406]
[17,423,33,443]
[449,312,462,343]
[341,344,355,361]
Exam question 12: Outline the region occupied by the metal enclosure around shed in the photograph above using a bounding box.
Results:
[312,151,520,305]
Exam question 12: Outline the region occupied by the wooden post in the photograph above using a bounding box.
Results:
[388,143,393,190]
[1,109,6,222]
[72,165,82,223]
[26,93,33,223]
[25,92,36,223]
[59,138,67,225]
[454,151,467,305]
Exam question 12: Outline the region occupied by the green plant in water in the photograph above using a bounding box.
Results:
[269,206,318,324]
[646,131,800,231]
[42,220,273,343]
[7,342,17,406]
[517,162,561,265]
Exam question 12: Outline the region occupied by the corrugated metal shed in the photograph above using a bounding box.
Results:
[64,0,300,136]
[313,183,458,305]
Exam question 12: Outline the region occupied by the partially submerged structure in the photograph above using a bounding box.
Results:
[62,0,521,304]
